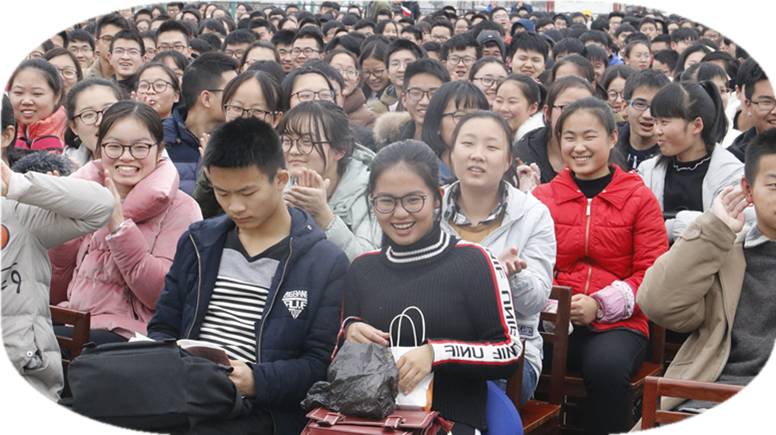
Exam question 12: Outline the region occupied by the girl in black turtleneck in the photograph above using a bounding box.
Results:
[341,140,521,434]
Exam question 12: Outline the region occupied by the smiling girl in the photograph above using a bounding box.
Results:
[442,111,555,405]
[638,81,743,241]
[492,74,543,142]
[49,101,201,342]
[342,139,521,435]
[133,62,181,120]
[532,97,667,435]
[8,59,67,152]
[280,101,381,259]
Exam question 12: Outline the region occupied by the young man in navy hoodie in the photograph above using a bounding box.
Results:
[148,117,349,434]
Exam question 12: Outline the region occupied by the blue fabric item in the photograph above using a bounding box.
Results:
[147,207,349,435]
[162,106,201,194]
[487,380,524,435]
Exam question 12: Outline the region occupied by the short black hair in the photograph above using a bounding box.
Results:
[198,19,228,38]
[293,26,325,51]
[579,30,609,48]
[740,58,769,100]
[552,54,595,84]
[280,65,333,110]
[651,34,671,44]
[2,94,16,134]
[157,19,192,41]
[96,13,130,37]
[507,32,550,60]
[11,151,74,176]
[385,39,423,67]
[623,68,670,100]
[109,30,146,56]
[180,52,239,109]
[203,117,285,177]
[401,25,422,41]
[553,37,585,58]
[271,29,296,46]
[584,44,608,64]
[670,27,699,43]
[354,19,376,32]
[223,29,257,48]
[66,29,95,51]
[653,49,679,73]
[430,17,454,34]
[745,128,776,183]
[441,33,481,60]
[190,37,215,56]
[404,58,450,90]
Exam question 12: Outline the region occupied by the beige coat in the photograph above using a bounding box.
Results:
[637,210,746,416]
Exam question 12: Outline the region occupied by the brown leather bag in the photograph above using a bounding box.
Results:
[301,407,454,435]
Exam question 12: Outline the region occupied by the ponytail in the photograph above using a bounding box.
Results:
[698,80,727,146]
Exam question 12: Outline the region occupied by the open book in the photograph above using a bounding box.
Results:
[130,333,230,365]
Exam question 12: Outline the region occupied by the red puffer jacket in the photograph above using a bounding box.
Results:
[533,166,667,336]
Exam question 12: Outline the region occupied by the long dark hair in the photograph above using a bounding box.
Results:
[97,100,164,153]
[421,81,489,157]
[650,80,727,155]
[277,101,354,176]
[369,139,441,208]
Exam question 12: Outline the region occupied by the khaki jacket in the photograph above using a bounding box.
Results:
[637,210,746,414]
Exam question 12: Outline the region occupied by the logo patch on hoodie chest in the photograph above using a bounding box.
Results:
[282,290,308,319]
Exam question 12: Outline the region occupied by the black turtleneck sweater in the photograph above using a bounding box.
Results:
[342,227,521,431]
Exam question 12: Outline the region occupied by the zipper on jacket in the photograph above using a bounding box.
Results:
[256,237,294,363]
[583,198,593,294]
[185,233,203,339]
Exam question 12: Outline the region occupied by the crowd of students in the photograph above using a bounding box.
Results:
[2,2,775,435]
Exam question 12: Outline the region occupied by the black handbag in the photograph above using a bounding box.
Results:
[66,339,251,431]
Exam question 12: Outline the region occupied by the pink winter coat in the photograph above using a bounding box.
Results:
[49,157,202,337]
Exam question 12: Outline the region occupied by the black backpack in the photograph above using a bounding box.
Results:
[65,339,251,432]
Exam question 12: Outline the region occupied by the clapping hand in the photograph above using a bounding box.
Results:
[710,185,750,233]
[284,168,335,229]
[101,169,125,231]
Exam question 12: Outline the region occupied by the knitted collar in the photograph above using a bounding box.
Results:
[385,224,452,264]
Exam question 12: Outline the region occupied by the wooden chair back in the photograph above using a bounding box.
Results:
[540,285,571,405]
[50,306,90,366]
[641,376,742,428]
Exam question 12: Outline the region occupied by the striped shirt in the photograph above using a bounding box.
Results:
[198,229,288,363]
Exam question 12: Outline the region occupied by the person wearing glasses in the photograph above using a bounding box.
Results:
[155,20,193,59]
[107,30,146,96]
[614,69,670,170]
[65,29,96,71]
[325,49,377,128]
[341,139,522,435]
[84,13,130,80]
[421,81,490,183]
[50,101,202,346]
[469,57,509,106]
[291,27,324,68]
[622,40,653,72]
[280,65,336,110]
[43,48,82,97]
[193,70,283,218]
[133,62,181,120]
[359,40,390,105]
[372,39,424,114]
[728,59,776,162]
[63,79,123,167]
[638,81,744,243]
[441,33,481,81]
[602,65,635,126]
[373,59,449,149]
[162,52,238,194]
[280,101,380,259]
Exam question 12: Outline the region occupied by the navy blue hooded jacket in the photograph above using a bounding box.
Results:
[162,106,200,195]
[147,207,349,434]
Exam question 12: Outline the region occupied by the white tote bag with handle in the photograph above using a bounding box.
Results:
[389,306,434,411]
